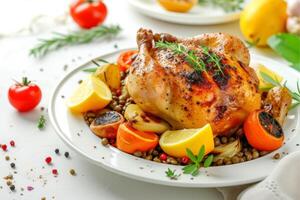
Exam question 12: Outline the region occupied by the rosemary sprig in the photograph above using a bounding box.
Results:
[165,168,181,180]
[201,46,223,75]
[155,41,206,73]
[182,145,213,176]
[260,71,300,110]
[37,115,46,130]
[30,25,121,58]
[156,41,224,75]
[198,0,244,12]
[82,58,110,73]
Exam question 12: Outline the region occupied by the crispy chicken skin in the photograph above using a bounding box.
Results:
[126,28,261,136]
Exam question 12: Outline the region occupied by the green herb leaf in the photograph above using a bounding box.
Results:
[183,164,198,174]
[165,168,180,180]
[186,148,198,163]
[268,33,300,72]
[37,115,46,130]
[198,0,244,12]
[259,71,281,87]
[30,25,122,58]
[196,145,205,163]
[82,68,97,73]
[204,155,214,168]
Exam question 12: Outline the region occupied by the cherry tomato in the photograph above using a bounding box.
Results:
[117,50,138,72]
[243,110,284,151]
[70,0,107,29]
[8,77,42,112]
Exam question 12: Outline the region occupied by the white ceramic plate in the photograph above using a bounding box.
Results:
[49,48,300,188]
[127,0,244,25]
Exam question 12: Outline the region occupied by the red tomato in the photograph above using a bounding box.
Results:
[8,77,42,112]
[117,50,138,72]
[70,0,108,29]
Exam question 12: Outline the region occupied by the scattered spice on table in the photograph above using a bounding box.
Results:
[273,153,281,160]
[69,169,76,176]
[37,115,46,130]
[9,140,15,147]
[52,169,58,176]
[1,144,7,151]
[5,156,10,161]
[64,152,70,158]
[9,184,15,191]
[45,157,52,164]
[27,186,34,191]
[55,148,60,155]
[10,163,15,169]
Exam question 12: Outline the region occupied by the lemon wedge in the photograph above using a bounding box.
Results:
[255,64,283,91]
[159,124,214,158]
[67,75,112,113]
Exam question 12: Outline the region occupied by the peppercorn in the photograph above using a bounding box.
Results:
[54,149,60,155]
[9,185,15,191]
[101,138,109,146]
[52,169,58,175]
[5,156,10,161]
[159,153,167,161]
[10,163,15,169]
[181,156,190,165]
[45,157,52,164]
[64,152,70,158]
[1,144,7,151]
[9,141,15,147]
[69,169,76,176]
[273,153,281,160]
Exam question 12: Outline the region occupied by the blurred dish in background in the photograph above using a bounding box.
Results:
[127,0,246,25]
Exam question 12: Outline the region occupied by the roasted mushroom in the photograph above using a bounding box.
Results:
[90,111,124,138]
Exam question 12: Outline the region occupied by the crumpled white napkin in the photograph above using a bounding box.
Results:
[218,151,300,200]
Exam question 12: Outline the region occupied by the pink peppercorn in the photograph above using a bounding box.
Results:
[159,153,167,161]
[52,169,58,175]
[181,156,190,165]
[45,157,52,164]
[1,144,7,151]
[9,141,15,147]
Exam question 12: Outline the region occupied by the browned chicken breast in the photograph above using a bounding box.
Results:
[126,28,261,136]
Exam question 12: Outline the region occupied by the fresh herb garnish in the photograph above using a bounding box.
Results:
[82,58,110,72]
[198,0,244,12]
[30,25,121,58]
[182,145,213,176]
[260,71,300,110]
[268,33,300,72]
[165,168,181,180]
[37,115,46,130]
[155,41,224,75]
[156,41,206,73]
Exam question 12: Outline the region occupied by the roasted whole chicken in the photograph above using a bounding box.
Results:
[126,29,261,136]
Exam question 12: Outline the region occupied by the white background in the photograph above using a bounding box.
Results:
[0,0,290,199]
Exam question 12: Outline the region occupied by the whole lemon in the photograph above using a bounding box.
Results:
[240,0,287,47]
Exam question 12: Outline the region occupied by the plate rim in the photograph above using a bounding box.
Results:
[49,48,300,188]
[127,0,242,25]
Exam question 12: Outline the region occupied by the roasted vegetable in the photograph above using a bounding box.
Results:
[263,86,292,125]
[244,110,284,151]
[212,139,241,162]
[124,104,170,134]
[94,63,121,90]
[90,110,124,138]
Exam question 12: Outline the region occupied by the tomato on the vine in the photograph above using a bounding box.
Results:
[70,0,108,29]
[8,77,42,112]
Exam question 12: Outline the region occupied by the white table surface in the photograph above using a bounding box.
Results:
[0,0,290,199]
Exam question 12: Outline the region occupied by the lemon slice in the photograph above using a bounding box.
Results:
[255,64,283,91]
[67,75,112,113]
[159,124,214,158]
